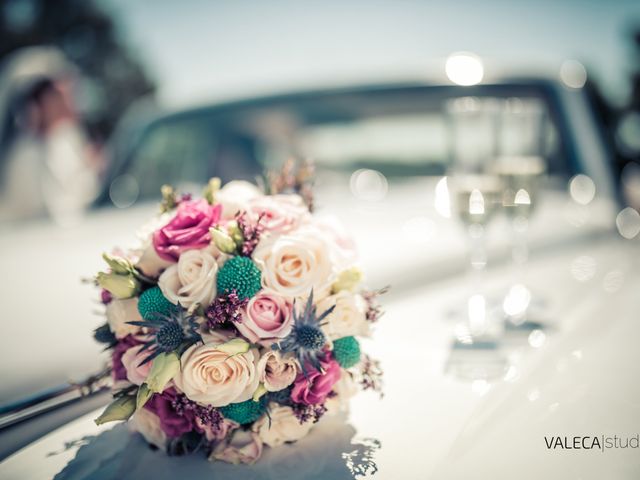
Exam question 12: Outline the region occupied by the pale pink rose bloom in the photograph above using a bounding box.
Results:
[235,291,293,344]
[257,350,297,392]
[121,345,153,385]
[196,417,239,442]
[313,215,358,269]
[209,430,263,465]
[248,194,310,234]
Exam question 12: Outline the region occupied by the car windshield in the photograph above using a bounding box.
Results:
[110,85,566,204]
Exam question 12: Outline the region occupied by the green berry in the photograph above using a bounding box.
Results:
[219,399,265,425]
[332,336,361,369]
[216,256,262,300]
[138,286,175,320]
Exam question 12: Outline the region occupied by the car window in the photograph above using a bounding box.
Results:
[126,117,217,199]
[107,87,566,208]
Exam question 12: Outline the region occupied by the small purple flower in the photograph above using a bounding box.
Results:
[236,211,264,257]
[292,402,329,425]
[100,289,113,305]
[205,290,248,328]
[171,394,224,434]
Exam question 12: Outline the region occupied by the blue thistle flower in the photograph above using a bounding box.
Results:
[127,308,202,366]
[272,290,334,377]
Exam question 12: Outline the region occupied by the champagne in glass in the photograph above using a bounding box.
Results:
[449,174,504,340]
[491,156,547,326]
[492,155,546,219]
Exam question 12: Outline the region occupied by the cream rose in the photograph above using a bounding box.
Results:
[129,408,167,451]
[174,343,260,407]
[318,291,369,340]
[106,298,142,339]
[158,249,218,308]
[253,404,313,447]
[252,227,334,298]
[136,243,174,278]
[216,180,263,219]
[209,430,263,465]
[121,345,153,385]
[257,350,297,392]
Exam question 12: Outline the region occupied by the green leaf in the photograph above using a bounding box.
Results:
[146,352,181,393]
[252,383,268,402]
[136,383,153,410]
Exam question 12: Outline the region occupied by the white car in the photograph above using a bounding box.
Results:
[2,78,637,479]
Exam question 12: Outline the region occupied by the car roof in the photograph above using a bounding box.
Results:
[152,77,565,125]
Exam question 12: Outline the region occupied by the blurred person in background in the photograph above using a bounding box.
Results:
[0,0,156,223]
[0,68,99,223]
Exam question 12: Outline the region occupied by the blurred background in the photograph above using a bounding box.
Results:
[2,0,640,469]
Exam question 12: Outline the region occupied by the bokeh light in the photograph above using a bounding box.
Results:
[445,52,484,86]
[568,174,596,205]
[615,207,640,239]
[349,168,388,202]
[560,59,587,89]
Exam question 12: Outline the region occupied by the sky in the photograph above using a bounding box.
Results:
[100,0,640,109]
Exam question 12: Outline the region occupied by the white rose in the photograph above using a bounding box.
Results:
[106,298,142,339]
[158,249,218,308]
[174,343,260,407]
[216,180,263,219]
[252,227,334,298]
[253,404,313,447]
[318,291,369,340]
[257,350,297,392]
[128,408,167,451]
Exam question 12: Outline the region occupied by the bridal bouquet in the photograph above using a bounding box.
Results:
[92,164,384,464]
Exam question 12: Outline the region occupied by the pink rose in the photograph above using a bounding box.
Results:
[248,194,310,234]
[209,430,263,465]
[196,417,238,442]
[257,351,297,392]
[121,344,153,385]
[153,199,222,262]
[291,356,341,405]
[235,291,293,344]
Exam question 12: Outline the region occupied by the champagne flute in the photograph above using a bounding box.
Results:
[449,174,504,341]
[493,156,547,328]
